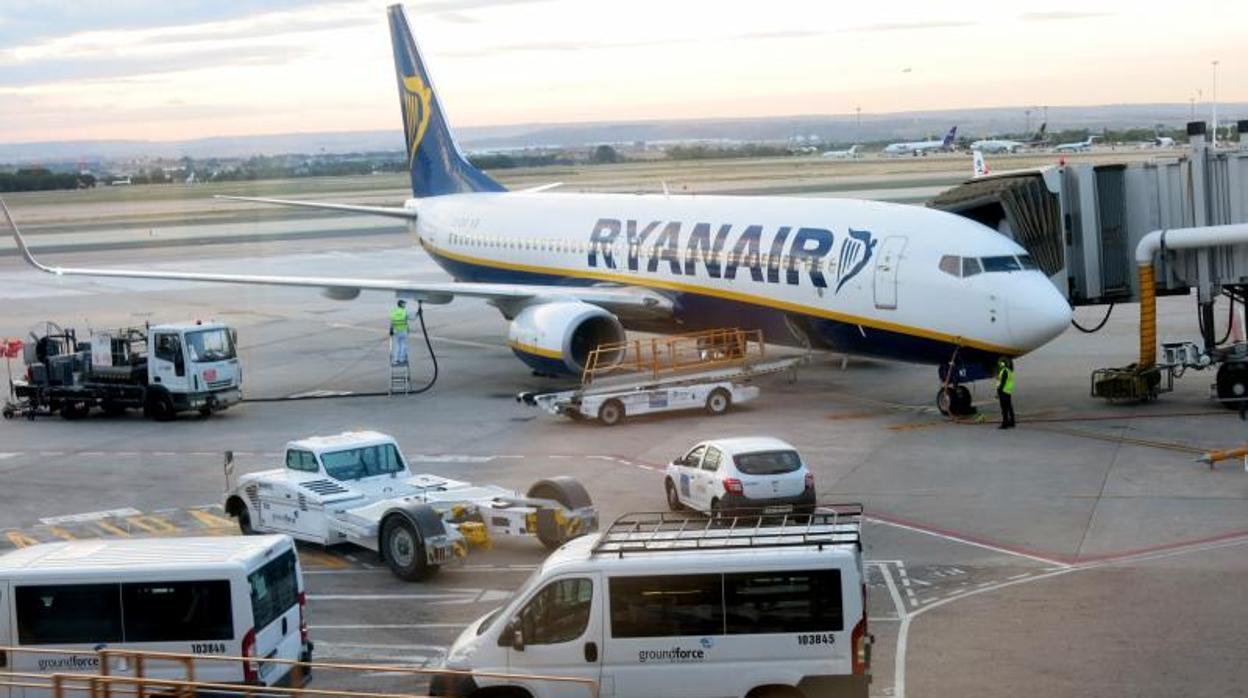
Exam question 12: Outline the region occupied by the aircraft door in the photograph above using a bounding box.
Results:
[873,236,908,310]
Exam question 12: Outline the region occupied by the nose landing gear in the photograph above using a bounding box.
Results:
[937,385,975,417]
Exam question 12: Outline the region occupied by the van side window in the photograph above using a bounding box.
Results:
[701,448,722,472]
[516,578,592,645]
[249,550,299,631]
[286,450,318,472]
[15,584,123,645]
[724,569,843,634]
[122,580,234,642]
[609,574,723,638]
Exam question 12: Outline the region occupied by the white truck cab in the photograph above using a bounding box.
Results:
[143,321,242,414]
[225,431,598,581]
[432,508,870,698]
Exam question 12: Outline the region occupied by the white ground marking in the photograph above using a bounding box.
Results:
[873,562,910,698]
[40,507,142,525]
[865,516,1071,568]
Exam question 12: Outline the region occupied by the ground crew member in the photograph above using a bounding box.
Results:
[996,356,1016,429]
[389,299,410,365]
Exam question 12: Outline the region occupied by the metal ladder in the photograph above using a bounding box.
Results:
[388,337,411,395]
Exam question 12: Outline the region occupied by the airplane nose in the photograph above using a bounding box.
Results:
[1007,279,1071,350]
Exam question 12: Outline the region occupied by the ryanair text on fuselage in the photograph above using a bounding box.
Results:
[586,218,877,292]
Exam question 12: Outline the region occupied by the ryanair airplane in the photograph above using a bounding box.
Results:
[7,4,1070,410]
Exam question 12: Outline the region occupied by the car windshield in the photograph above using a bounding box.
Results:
[733,450,802,475]
[320,443,407,481]
[185,328,236,363]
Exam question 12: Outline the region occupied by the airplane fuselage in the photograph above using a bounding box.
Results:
[408,191,1069,375]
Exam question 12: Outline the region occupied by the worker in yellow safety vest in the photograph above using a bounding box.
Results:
[389,299,410,365]
[996,356,1016,429]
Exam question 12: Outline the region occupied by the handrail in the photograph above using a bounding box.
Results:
[0,644,600,698]
[581,328,765,385]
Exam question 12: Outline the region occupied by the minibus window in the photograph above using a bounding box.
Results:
[516,578,592,645]
[16,584,123,645]
[122,580,234,642]
[249,551,299,631]
[724,569,843,634]
[609,574,723,638]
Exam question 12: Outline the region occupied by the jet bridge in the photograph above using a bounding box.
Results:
[931,121,1248,405]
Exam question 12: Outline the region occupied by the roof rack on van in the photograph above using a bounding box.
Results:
[591,505,863,557]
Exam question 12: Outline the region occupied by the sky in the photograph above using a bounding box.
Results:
[0,0,1243,143]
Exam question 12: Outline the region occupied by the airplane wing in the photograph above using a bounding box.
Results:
[214,195,419,219]
[2,199,673,319]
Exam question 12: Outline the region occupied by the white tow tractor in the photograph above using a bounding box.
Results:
[223,431,598,581]
[518,329,804,425]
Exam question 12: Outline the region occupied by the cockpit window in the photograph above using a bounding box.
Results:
[981,255,1021,272]
[1017,254,1040,271]
[938,255,961,277]
[962,257,982,277]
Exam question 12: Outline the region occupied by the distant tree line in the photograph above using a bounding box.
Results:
[0,168,95,192]
[468,153,573,169]
[665,144,795,160]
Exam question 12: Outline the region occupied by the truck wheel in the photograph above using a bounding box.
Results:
[1216,363,1248,410]
[146,393,175,421]
[705,388,731,415]
[227,498,257,535]
[382,516,437,581]
[665,479,683,511]
[527,477,594,550]
[598,399,624,426]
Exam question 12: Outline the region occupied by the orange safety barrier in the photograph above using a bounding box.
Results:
[582,327,765,385]
[0,645,599,698]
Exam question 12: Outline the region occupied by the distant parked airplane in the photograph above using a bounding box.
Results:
[1054,135,1098,153]
[971,123,1048,154]
[821,144,860,159]
[883,127,957,156]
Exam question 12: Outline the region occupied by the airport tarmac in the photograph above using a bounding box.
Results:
[2,178,1247,697]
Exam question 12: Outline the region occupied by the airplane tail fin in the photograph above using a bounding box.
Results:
[388,4,504,197]
[943,126,958,147]
[972,150,988,178]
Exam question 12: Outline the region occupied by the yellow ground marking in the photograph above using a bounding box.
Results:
[5,531,40,548]
[48,527,76,540]
[187,508,237,529]
[126,515,179,534]
[298,548,350,569]
[93,520,131,537]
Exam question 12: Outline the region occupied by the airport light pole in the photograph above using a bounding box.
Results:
[1211,60,1220,148]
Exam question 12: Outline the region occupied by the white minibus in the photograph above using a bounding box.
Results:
[0,535,311,697]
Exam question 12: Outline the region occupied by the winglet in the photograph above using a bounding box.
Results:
[1,198,56,274]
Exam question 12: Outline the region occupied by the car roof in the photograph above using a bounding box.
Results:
[0,535,291,573]
[693,436,797,456]
[540,532,859,576]
[288,430,396,454]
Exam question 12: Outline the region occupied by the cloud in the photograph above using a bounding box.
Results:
[849,20,979,32]
[0,1,331,44]
[0,45,312,87]
[732,30,824,40]
[1020,11,1114,21]
[414,0,554,11]
[434,11,482,25]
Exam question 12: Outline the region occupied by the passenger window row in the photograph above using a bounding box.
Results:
[443,233,826,269]
[938,253,1040,278]
[15,580,234,645]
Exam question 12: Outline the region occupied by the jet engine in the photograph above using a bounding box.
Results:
[507,302,626,375]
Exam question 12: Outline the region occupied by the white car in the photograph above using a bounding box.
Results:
[664,436,816,515]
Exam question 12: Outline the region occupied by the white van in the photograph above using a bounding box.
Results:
[0,535,311,697]
[431,508,870,698]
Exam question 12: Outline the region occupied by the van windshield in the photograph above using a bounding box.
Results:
[734,450,802,475]
[477,566,542,636]
[321,443,406,481]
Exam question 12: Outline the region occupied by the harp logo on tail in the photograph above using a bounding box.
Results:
[401,73,433,164]
[835,228,877,294]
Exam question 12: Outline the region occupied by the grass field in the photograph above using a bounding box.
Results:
[2,148,1169,230]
